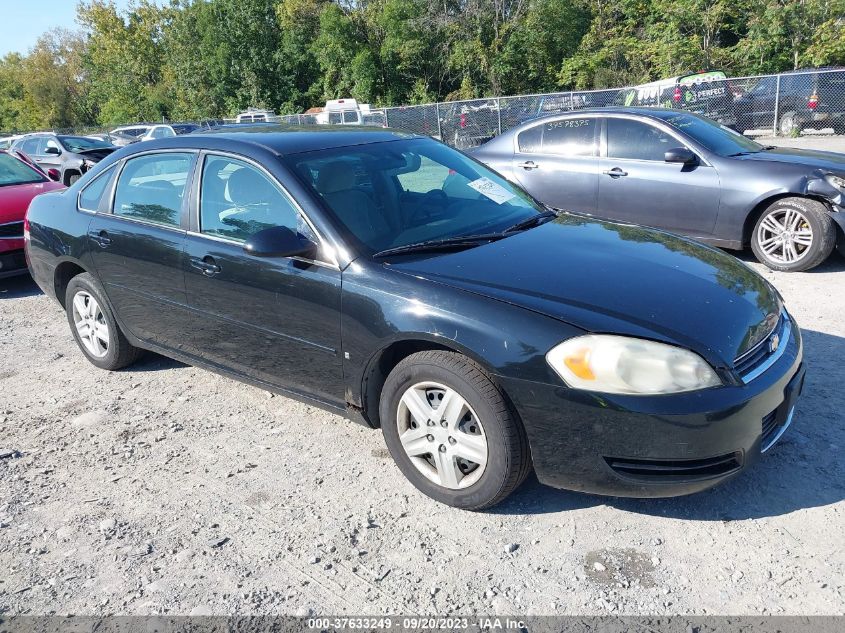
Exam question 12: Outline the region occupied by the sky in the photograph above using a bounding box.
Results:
[0,1,162,57]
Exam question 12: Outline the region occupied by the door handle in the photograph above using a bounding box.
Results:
[602,167,628,178]
[190,256,221,276]
[87,230,111,247]
[518,160,539,170]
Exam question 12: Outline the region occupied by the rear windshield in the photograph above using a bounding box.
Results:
[0,152,46,186]
[172,124,199,134]
[651,112,763,156]
[284,138,543,255]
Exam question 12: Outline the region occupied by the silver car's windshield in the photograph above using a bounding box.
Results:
[286,138,544,255]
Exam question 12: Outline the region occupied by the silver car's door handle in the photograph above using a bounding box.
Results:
[603,167,628,177]
[518,161,539,170]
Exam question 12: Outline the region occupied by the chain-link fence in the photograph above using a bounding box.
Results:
[277,68,845,150]
[6,69,844,149]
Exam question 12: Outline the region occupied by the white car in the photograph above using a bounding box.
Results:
[109,125,153,146]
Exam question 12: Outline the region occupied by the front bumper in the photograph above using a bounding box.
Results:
[498,321,804,497]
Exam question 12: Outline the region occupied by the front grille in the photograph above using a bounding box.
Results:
[0,221,23,239]
[604,452,742,483]
[734,314,788,381]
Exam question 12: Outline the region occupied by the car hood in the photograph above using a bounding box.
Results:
[0,180,65,224]
[735,146,845,171]
[76,147,116,161]
[388,215,782,365]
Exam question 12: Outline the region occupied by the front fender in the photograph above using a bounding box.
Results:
[340,261,583,424]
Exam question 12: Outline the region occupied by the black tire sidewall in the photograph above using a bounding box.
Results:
[380,356,516,510]
[65,274,124,369]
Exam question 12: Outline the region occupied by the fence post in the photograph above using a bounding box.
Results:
[570,91,575,110]
[384,108,390,129]
[435,102,442,140]
[772,75,781,137]
[297,114,302,125]
[496,98,502,135]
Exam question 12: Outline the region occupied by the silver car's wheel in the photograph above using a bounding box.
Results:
[751,197,836,272]
[397,381,488,490]
[756,207,813,265]
[71,290,109,358]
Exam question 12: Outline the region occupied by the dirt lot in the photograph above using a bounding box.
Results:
[1,250,843,617]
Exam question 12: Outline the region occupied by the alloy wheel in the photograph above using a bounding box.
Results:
[756,207,813,265]
[396,381,488,490]
[71,291,110,358]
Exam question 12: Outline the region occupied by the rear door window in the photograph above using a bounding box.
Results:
[112,153,193,227]
[22,138,43,156]
[541,118,597,156]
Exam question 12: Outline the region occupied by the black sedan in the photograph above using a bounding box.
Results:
[472,107,845,272]
[25,127,804,509]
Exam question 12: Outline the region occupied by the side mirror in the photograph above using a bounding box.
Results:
[664,147,697,165]
[243,225,316,258]
[46,168,61,182]
[44,146,61,156]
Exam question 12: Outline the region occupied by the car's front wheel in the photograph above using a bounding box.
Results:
[65,273,143,370]
[380,350,531,510]
[751,197,836,272]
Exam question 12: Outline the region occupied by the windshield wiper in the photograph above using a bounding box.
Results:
[373,233,504,259]
[500,209,558,234]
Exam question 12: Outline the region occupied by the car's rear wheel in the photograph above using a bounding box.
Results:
[778,112,799,136]
[380,350,531,510]
[65,273,143,370]
[751,197,836,272]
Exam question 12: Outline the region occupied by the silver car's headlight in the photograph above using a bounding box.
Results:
[546,335,722,395]
[824,173,845,191]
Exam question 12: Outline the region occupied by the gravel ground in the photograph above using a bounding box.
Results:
[1,254,844,617]
[5,130,845,623]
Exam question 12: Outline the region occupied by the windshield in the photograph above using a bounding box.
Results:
[285,138,543,255]
[58,135,113,152]
[0,152,46,186]
[652,112,763,156]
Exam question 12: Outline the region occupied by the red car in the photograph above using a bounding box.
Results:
[0,150,65,279]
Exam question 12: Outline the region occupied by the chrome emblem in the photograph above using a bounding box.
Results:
[769,333,780,354]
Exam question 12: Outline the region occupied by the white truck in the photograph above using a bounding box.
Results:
[315,99,386,127]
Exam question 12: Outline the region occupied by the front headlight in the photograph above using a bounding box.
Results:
[824,173,845,191]
[546,335,722,395]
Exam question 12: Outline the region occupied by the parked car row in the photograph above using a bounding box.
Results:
[0,150,65,278]
[379,67,845,150]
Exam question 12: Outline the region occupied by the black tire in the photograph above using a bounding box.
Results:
[65,272,143,370]
[380,350,531,510]
[750,197,836,272]
[66,172,81,186]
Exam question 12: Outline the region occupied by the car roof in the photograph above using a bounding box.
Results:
[510,107,699,127]
[146,124,421,155]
